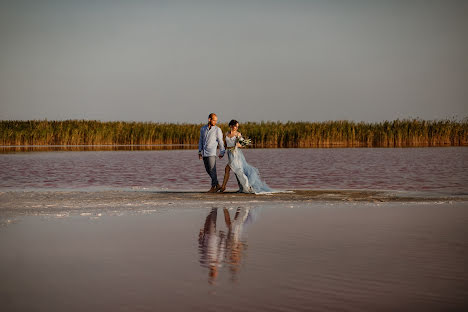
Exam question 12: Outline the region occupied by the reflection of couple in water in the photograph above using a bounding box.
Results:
[198,207,256,284]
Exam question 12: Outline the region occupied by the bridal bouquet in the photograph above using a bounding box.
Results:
[238,137,252,147]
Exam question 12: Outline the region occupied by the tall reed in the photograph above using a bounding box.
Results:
[1,119,466,147]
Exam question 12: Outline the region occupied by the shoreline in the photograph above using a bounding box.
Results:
[2,189,466,224]
[1,189,467,217]
[2,189,467,201]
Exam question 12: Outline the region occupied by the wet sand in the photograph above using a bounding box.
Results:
[1,191,467,311]
[1,189,467,217]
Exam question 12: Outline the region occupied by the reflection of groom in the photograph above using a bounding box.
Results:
[198,113,225,193]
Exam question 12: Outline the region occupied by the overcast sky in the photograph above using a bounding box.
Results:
[0,0,466,123]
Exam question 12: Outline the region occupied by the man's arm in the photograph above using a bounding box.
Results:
[217,128,225,158]
[198,127,204,159]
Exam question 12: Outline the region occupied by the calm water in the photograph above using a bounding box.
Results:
[2,148,468,311]
[1,202,467,311]
[1,147,467,193]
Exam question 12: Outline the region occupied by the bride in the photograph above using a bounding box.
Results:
[219,120,272,194]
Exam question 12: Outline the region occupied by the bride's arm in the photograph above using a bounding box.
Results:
[236,132,243,148]
[224,132,228,149]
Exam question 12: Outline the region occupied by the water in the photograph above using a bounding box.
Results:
[1,147,467,193]
[1,202,467,311]
[1,148,467,311]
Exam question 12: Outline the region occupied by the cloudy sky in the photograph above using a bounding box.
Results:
[0,0,466,123]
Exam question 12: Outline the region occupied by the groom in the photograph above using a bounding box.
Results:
[199,113,225,193]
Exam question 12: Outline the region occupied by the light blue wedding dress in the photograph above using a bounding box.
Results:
[226,135,272,194]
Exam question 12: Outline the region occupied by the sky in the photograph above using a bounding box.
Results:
[0,0,467,123]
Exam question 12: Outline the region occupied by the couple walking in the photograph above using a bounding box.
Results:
[198,113,271,194]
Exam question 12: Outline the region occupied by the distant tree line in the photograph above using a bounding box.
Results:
[0,119,467,147]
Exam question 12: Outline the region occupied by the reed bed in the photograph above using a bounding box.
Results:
[1,119,467,147]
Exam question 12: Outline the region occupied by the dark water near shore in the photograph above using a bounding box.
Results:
[1,202,467,311]
[1,147,467,193]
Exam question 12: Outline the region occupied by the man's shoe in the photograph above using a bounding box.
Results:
[215,184,222,192]
[207,186,217,193]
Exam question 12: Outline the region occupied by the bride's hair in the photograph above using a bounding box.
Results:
[229,119,238,127]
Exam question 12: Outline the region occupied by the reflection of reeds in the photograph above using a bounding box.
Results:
[1,119,467,147]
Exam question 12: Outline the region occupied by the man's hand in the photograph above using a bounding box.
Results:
[199,154,203,160]
[219,154,224,159]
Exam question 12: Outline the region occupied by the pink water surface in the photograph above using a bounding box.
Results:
[1,148,467,193]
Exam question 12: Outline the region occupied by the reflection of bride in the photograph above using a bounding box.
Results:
[223,207,250,281]
[219,120,272,194]
[198,207,257,284]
